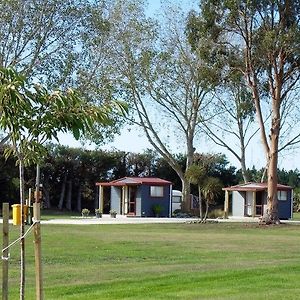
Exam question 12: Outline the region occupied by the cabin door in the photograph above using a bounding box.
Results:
[128,186,137,215]
[255,191,263,216]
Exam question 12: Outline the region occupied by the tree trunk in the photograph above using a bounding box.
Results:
[181,177,191,212]
[262,113,281,224]
[240,153,249,183]
[43,174,51,209]
[66,180,72,211]
[19,160,25,300]
[58,173,67,210]
[203,200,209,222]
[237,111,249,183]
[76,185,82,212]
[94,187,99,210]
[198,185,203,221]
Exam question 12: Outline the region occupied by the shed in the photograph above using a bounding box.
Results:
[96,177,172,217]
[223,182,293,219]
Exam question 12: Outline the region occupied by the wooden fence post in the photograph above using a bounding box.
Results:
[33,203,43,300]
[2,203,9,300]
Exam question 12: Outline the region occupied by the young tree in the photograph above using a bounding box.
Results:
[185,164,206,221]
[0,67,124,299]
[186,1,300,223]
[201,177,223,221]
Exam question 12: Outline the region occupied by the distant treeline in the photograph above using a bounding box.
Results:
[1,144,299,211]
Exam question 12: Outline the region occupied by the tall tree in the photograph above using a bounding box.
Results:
[85,1,211,207]
[0,0,124,144]
[0,0,87,84]
[187,1,300,223]
[202,82,257,182]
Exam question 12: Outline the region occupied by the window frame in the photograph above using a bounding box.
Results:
[150,186,164,198]
[277,190,288,201]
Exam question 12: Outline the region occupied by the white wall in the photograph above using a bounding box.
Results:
[111,187,121,213]
[232,191,245,217]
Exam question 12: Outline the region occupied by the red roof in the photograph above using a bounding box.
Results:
[96,177,172,187]
[222,182,292,192]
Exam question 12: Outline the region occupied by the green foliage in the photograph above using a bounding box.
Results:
[207,208,224,219]
[202,177,223,205]
[293,187,300,212]
[109,209,117,217]
[152,204,163,216]
[0,67,124,165]
[81,208,90,217]
[95,208,102,216]
[185,164,206,185]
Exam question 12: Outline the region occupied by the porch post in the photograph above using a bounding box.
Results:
[122,186,125,215]
[252,191,256,218]
[99,185,104,213]
[224,190,229,219]
[124,186,128,214]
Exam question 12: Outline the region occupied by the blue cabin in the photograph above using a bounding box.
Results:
[223,182,293,219]
[96,177,172,217]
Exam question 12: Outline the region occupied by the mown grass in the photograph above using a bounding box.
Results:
[292,212,300,220]
[1,223,300,299]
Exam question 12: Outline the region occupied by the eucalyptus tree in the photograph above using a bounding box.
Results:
[202,82,257,183]
[0,0,88,83]
[186,1,300,223]
[83,1,212,208]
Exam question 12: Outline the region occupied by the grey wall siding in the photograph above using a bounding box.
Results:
[232,191,245,217]
[111,187,121,213]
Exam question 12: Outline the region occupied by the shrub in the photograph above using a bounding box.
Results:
[152,204,163,217]
[81,208,90,218]
[208,209,224,219]
[109,209,117,217]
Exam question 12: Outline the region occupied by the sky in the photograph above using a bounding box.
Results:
[55,0,300,172]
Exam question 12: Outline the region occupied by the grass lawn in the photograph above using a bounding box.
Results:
[292,212,300,221]
[2,223,300,299]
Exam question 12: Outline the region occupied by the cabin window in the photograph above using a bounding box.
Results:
[278,190,287,201]
[150,186,164,197]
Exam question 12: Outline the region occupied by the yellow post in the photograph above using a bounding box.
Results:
[33,203,43,300]
[12,204,21,225]
[2,203,9,300]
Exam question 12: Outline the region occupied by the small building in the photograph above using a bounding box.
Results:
[96,177,172,217]
[223,182,293,219]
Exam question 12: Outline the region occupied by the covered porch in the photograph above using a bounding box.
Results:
[223,182,293,219]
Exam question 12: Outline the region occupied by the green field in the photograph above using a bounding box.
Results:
[1,223,300,299]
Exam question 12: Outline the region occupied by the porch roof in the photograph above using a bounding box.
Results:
[96,177,172,187]
[222,182,292,192]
